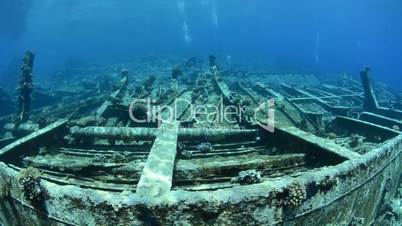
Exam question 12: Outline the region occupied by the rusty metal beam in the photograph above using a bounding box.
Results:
[96,72,128,118]
[136,121,179,196]
[18,51,35,123]
[290,94,362,103]
[281,84,350,116]
[360,112,402,131]
[335,116,400,142]
[211,70,235,104]
[70,126,257,140]
[275,125,361,160]
[176,153,306,180]
[255,82,283,99]
[360,68,402,120]
[0,119,67,158]
[360,68,378,110]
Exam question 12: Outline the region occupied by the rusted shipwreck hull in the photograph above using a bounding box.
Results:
[1,63,401,225]
[0,116,400,225]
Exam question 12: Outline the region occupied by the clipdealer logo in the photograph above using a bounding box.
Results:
[128,97,275,132]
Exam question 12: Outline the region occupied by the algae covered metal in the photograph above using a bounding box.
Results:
[0,55,401,226]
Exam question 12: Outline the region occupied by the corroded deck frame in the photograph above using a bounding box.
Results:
[0,123,400,225]
[1,61,401,225]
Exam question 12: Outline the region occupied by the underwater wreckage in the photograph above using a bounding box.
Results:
[0,53,401,226]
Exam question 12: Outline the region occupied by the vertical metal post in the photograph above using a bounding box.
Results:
[18,51,35,123]
[360,67,378,111]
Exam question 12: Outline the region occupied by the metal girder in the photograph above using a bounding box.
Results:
[136,121,179,196]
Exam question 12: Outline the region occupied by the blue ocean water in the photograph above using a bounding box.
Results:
[1,0,402,89]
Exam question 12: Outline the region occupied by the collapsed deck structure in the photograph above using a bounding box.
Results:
[0,55,401,225]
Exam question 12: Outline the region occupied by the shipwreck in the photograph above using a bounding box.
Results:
[0,53,401,225]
